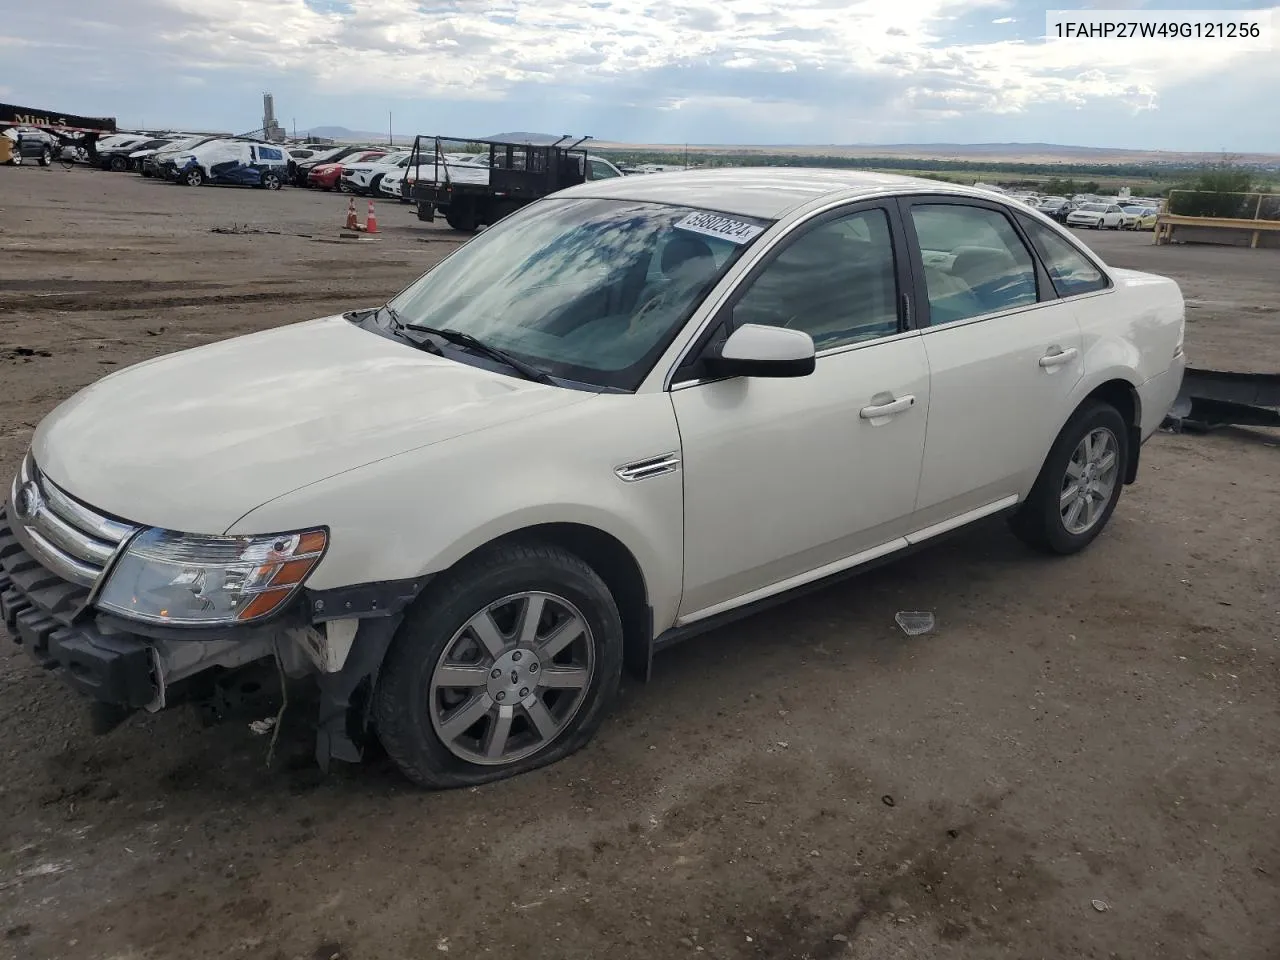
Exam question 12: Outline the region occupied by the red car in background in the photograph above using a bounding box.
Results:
[307,150,388,191]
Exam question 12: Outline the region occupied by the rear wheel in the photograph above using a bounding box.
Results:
[1010,400,1128,555]
[182,167,204,187]
[110,154,127,172]
[261,171,281,190]
[39,147,52,167]
[444,201,478,232]
[374,542,624,789]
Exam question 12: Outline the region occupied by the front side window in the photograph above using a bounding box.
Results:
[388,199,770,390]
[729,208,900,350]
[1019,217,1109,297]
[909,203,1038,325]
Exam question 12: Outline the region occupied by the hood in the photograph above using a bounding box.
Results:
[32,316,588,535]
[310,163,339,174]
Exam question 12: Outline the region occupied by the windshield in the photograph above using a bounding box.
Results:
[386,198,770,390]
[1080,203,1108,212]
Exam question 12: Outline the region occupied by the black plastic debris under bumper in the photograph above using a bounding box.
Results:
[0,512,156,709]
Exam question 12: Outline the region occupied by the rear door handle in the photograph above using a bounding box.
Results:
[859,394,916,420]
[1039,347,1079,369]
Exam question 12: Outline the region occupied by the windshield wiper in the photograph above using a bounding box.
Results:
[402,323,557,386]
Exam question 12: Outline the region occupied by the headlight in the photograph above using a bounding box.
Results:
[97,528,327,626]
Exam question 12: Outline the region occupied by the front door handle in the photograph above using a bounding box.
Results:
[1039,346,1079,368]
[860,394,916,420]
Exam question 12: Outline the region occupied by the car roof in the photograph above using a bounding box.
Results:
[553,167,1015,220]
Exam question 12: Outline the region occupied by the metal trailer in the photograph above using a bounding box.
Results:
[407,134,594,232]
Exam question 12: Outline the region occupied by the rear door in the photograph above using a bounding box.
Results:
[898,196,1086,529]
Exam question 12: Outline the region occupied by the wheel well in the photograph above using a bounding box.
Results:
[1084,379,1142,483]
[468,523,652,679]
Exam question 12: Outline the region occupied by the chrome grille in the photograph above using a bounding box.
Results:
[8,453,138,590]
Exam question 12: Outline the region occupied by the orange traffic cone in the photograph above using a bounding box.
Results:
[365,199,378,234]
[344,197,358,230]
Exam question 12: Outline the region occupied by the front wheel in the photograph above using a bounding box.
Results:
[1010,400,1128,555]
[261,171,281,190]
[110,154,127,172]
[374,542,624,789]
[182,167,204,187]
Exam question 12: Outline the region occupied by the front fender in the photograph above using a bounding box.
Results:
[228,392,685,634]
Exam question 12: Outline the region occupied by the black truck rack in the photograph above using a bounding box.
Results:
[407,134,593,232]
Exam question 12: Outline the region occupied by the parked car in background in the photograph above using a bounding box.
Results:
[1066,202,1125,230]
[1,169,1185,788]
[1121,206,1158,230]
[293,145,383,187]
[308,150,388,191]
[162,139,292,189]
[2,127,57,166]
[96,135,154,170]
[379,166,412,202]
[117,138,179,172]
[340,151,413,196]
[1036,197,1069,220]
[142,136,212,177]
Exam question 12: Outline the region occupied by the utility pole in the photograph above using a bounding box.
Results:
[684,142,689,168]
[389,111,393,145]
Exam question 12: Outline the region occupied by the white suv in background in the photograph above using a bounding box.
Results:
[2,171,1185,789]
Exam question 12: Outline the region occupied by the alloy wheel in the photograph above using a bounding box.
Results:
[1060,427,1119,535]
[428,591,596,765]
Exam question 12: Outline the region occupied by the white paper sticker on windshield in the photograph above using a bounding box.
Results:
[674,211,764,244]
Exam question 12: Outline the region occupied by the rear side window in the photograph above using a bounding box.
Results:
[1018,217,1109,297]
[258,147,283,161]
[908,204,1039,325]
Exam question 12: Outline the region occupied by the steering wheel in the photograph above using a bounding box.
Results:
[626,287,676,336]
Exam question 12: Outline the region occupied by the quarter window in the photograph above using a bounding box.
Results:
[909,204,1038,325]
[730,208,900,351]
[1018,217,1109,297]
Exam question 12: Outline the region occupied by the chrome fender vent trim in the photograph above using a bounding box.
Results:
[614,453,681,483]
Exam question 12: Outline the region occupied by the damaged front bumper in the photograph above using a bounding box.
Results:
[0,507,426,766]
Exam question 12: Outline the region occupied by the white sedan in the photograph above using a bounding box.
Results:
[339,151,414,195]
[1066,202,1125,230]
[2,170,1186,788]
[378,166,411,202]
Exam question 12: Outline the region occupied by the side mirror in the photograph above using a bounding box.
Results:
[703,323,816,379]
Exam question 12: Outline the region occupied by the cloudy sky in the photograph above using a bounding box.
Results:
[2,0,1277,151]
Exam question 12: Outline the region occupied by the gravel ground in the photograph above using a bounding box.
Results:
[1,166,1278,960]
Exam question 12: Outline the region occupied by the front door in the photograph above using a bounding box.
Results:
[670,202,930,622]
[897,197,1085,528]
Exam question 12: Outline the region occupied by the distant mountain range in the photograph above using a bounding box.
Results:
[299,126,571,145]
[296,128,1279,163]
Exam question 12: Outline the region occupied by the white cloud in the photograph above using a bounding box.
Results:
[2,0,1277,148]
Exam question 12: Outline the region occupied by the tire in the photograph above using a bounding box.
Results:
[39,147,52,167]
[374,541,625,789]
[337,179,351,193]
[369,173,385,195]
[183,167,204,187]
[444,202,478,232]
[110,154,127,172]
[1010,400,1129,555]
[261,171,281,191]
